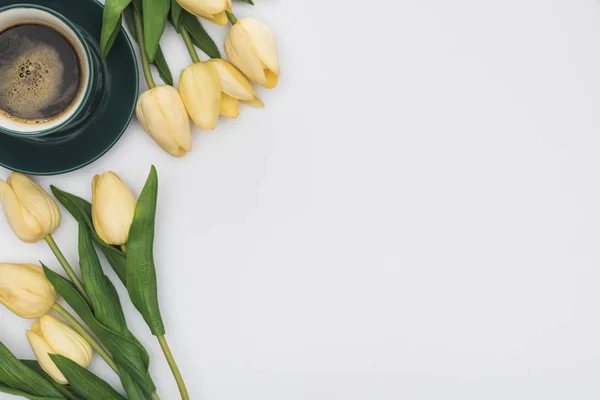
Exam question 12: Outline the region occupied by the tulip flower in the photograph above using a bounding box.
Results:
[179,62,221,130]
[176,0,231,26]
[0,173,60,243]
[92,172,137,246]
[207,59,264,118]
[136,85,192,157]
[0,263,56,319]
[225,17,280,89]
[26,315,93,384]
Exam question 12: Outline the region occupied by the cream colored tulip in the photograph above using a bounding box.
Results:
[26,315,93,385]
[92,172,137,246]
[0,173,61,243]
[179,62,221,130]
[0,263,56,319]
[207,59,264,119]
[176,0,231,25]
[136,85,192,157]
[225,17,280,89]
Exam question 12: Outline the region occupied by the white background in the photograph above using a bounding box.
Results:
[2,0,600,399]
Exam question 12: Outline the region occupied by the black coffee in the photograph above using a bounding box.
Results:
[0,23,82,124]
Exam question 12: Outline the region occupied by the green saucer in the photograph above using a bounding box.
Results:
[0,0,138,175]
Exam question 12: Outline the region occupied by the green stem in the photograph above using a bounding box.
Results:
[152,393,161,400]
[157,336,189,400]
[134,10,156,89]
[180,28,200,63]
[225,10,238,25]
[45,235,91,305]
[52,303,119,373]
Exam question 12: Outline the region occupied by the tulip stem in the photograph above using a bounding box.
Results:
[51,303,119,373]
[180,28,200,64]
[134,10,156,89]
[45,235,91,305]
[226,10,238,25]
[157,336,189,400]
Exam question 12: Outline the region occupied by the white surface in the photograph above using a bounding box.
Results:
[2,0,600,399]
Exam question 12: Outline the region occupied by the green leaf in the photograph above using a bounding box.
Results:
[237,0,254,4]
[20,361,79,400]
[123,6,173,85]
[42,267,155,397]
[51,186,128,285]
[0,342,65,399]
[78,225,155,399]
[100,0,132,59]
[0,384,64,400]
[126,166,165,336]
[50,355,125,400]
[180,12,220,59]
[143,0,170,62]
[170,0,183,31]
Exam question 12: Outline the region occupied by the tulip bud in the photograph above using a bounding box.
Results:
[26,315,93,384]
[179,62,221,130]
[0,173,61,243]
[92,172,137,246]
[176,0,231,26]
[206,59,264,119]
[136,85,192,157]
[225,17,280,89]
[0,263,56,319]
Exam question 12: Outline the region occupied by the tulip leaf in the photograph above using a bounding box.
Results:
[0,384,65,400]
[42,266,155,398]
[123,6,173,85]
[78,225,156,400]
[236,0,254,4]
[170,0,183,31]
[100,0,132,59]
[180,12,220,59]
[126,166,165,336]
[51,186,128,286]
[20,361,80,400]
[50,355,125,400]
[0,342,65,399]
[142,0,170,62]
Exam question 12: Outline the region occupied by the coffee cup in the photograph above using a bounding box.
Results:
[0,4,95,138]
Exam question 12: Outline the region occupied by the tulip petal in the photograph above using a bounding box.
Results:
[26,330,68,385]
[6,174,61,241]
[241,95,265,108]
[0,263,56,319]
[40,315,93,369]
[179,63,221,130]
[240,18,280,83]
[225,22,267,86]
[0,179,44,243]
[220,94,240,118]
[136,86,192,157]
[92,173,137,246]
[208,59,255,101]
[176,0,226,16]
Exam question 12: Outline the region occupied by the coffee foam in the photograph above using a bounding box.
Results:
[0,31,78,124]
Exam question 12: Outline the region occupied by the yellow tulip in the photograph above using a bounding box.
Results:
[136,85,192,157]
[207,59,264,119]
[179,62,221,130]
[176,0,231,26]
[92,172,137,246]
[0,263,56,319]
[225,17,280,88]
[0,173,61,243]
[26,315,93,385]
